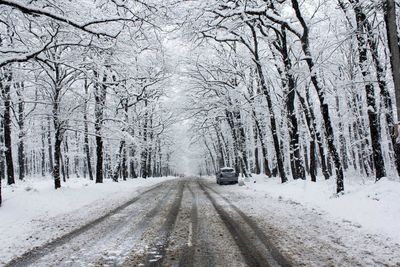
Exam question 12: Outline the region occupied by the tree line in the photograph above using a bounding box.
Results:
[0,0,177,206]
[183,0,400,193]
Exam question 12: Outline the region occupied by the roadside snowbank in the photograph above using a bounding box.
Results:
[234,175,400,244]
[0,176,175,265]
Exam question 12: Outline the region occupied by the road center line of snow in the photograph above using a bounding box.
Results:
[188,222,193,247]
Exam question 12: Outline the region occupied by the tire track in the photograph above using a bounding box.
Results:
[141,181,185,267]
[94,184,176,266]
[199,181,292,267]
[198,182,270,267]
[5,182,168,267]
[178,183,198,267]
[187,181,215,267]
[201,181,292,267]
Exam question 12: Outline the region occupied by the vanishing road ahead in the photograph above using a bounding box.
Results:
[6,178,290,267]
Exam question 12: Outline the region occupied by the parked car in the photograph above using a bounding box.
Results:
[216,167,238,185]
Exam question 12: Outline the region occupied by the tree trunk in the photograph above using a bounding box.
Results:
[53,130,62,189]
[52,82,62,189]
[215,126,226,168]
[383,0,400,175]
[141,101,149,178]
[41,123,46,177]
[336,95,349,171]
[47,116,54,173]
[310,140,317,182]
[129,147,137,178]
[385,0,400,121]
[94,70,107,183]
[303,144,310,175]
[84,79,93,180]
[121,98,128,181]
[122,145,128,181]
[226,110,241,176]
[146,112,154,177]
[234,109,250,177]
[0,167,2,206]
[1,67,15,185]
[112,141,125,182]
[74,131,80,178]
[95,114,104,183]
[0,119,3,206]
[60,146,66,182]
[253,127,261,174]
[64,135,70,180]
[0,120,5,180]
[104,149,112,180]
[16,82,25,180]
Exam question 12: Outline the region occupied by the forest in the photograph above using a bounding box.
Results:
[1,0,400,206]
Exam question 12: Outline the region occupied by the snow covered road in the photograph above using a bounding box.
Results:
[4,178,400,266]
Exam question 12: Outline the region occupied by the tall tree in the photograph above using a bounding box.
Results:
[15,81,25,180]
[94,69,107,183]
[1,65,15,185]
[384,0,400,173]
[83,78,93,180]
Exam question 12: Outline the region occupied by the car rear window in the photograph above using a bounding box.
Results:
[221,169,234,173]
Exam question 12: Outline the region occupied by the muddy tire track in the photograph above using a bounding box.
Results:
[201,182,292,267]
[199,181,291,267]
[141,181,185,267]
[198,182,270,267]
[94,184,176,266]
[178,183,198,267]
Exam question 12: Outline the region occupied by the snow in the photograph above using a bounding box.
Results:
[202,176,400,266]
[217,174,400,244]
[0,176,176,265]
[2,175,400,266]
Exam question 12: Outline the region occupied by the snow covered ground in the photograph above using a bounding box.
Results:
[0,176,176,265]
[2,175,400,266]
[204,175,400,266]
[221,174,400,244]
